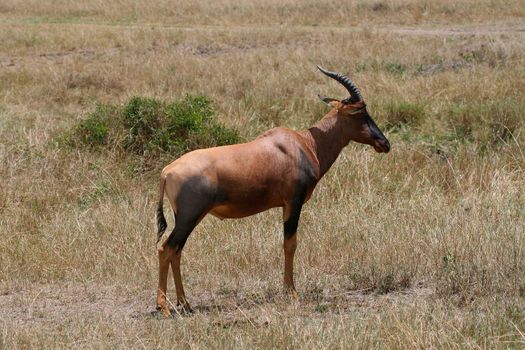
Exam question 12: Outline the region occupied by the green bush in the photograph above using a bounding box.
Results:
[66,95,241,161]
[71,104,117,148]
[76,117,109,147]
[122,96,163,153]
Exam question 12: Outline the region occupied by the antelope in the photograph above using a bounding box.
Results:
[154,66,390,315]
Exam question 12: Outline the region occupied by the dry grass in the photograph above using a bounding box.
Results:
[1,1,525,348]
[1,0,525,26]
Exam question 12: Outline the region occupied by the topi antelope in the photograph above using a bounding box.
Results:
[155,66,390,315]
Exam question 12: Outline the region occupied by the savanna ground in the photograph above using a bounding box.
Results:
[1,0,525,348]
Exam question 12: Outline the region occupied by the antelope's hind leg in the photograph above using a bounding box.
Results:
[156,246,173,316]
[165,176,217,313]
[156,220,198,316]
[167,221,198,313]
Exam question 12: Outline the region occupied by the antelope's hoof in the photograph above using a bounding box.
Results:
[285,286,299,301]
[177,301,193,314]
[156,304,172,317]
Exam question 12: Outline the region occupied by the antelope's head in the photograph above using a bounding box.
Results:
[317,66,390,153]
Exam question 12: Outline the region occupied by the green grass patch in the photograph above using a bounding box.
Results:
[355,61,408,76]
[377,98,524,156]
[384,62,407,76]
[445,98,523,147]
[383,101,426,129]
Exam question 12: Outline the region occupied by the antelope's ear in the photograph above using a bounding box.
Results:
[318,94,339,108]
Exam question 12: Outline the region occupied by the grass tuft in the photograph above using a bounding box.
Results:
[445,98,524,146]
[383,101,426,129]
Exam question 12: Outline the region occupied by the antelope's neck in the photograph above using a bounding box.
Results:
[301,110,353,179]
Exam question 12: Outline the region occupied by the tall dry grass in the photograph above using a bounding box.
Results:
[1,1,525,348]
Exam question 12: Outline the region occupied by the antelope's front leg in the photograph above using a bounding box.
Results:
[283,196,304,299]
[169,248,192,312]
[283,233,298,299]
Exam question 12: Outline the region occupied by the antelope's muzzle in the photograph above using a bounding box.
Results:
[367,115,390,153]
[374,138,390,153]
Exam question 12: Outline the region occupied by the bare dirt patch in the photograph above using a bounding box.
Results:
[382,24,525,36]
[0,282,434,326]
[0,283,149,326]
[0,41,271,69]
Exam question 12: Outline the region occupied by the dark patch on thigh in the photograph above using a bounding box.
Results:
[176,176,214,213]
[167,176,226,250]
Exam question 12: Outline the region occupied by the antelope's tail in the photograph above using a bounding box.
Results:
[156,175,168,242]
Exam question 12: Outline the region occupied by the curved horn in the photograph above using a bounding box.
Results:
[317,65,363,103]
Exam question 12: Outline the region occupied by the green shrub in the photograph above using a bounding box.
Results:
[65,104,117,149]
[76,117,108,147]
[122,96,163,153]
[66,95,241,162]
[74,105,113,148]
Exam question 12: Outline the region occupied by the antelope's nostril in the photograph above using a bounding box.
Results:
[383,139,391,153]
[378,139,390,153]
